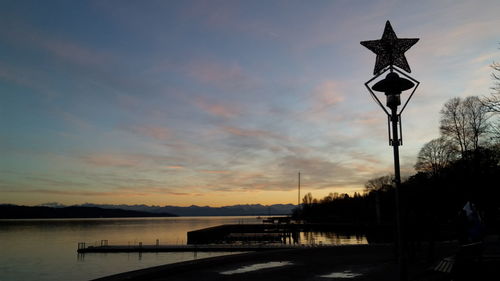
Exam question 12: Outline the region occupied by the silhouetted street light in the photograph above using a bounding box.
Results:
[361,21,420,281]
[372,72,414,109]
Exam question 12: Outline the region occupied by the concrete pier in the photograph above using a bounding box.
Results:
[186,223,368,244]
[77,243,338,253]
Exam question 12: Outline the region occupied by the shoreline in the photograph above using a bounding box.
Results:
[92,242,458,281]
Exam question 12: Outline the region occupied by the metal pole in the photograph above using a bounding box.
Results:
[298,172,301,207]
[391,109,407,281]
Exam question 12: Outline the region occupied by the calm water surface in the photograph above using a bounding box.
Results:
[0,216,367,281]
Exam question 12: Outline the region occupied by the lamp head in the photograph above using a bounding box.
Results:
[372,72,414,109]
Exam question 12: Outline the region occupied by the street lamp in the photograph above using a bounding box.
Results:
[373,72,413,108]
[365,67,419,147]
[361,21,420,281]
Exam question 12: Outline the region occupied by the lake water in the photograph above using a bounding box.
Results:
[0,216,367,281]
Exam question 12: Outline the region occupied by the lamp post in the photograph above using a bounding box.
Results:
[361,21,420,281]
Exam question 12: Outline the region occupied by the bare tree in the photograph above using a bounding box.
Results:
[483,61,500,113]
[440,96,489,157]
[440,97,469,156]
[364,175,393,193]
[415,137,457,176]
[483,61,500,141]
[463,96,490,150]
[302,192,314,206]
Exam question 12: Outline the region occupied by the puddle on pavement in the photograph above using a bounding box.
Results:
[219,261,292,275]
[320,270,363,278]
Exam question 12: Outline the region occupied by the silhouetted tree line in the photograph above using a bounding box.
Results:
[0,205,176,219]
[293,59,500,238]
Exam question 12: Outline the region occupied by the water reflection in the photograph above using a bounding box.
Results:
[0,217,368,281]
[219,261,292,275]
[300,231,367,245]
[0,216,262,281]
[320,270,363,278]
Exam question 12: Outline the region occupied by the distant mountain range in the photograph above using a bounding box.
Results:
[38,202,297,216]
[0,205,176,219]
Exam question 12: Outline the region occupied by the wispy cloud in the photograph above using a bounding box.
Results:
[222,126,288,141]
[22,176,89,187]
[296,80,346,123]
[348,151,383,165]
[82,154,142,168]
[353,111,384,126]
[82,153,181,170]
[199,170,230,174]
[413,18,499,68]
[130,126,173,141]
[0,61,57,97]
[184,58,258,91]
[1,188,117,196]
[166,165,185,169]
[55,110,93,130]
[3,0,500,206]
[0,187,201,197]
[311,80,344,107]
[0,20,110,67]
[114,186,202,196]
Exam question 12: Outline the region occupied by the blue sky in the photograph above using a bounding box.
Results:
[1,0,499,206]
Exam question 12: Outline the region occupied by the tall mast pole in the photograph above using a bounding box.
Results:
[298,172,301,207]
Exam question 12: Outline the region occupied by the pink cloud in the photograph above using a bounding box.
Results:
[194,97,240,118]
[299,80,345,122]
[311,81,344,107]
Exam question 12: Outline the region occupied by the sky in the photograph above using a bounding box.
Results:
[1,0,499,207]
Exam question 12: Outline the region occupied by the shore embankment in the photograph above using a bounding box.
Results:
[92,241,460,281]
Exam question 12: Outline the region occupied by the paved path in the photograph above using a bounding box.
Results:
[93,237,500,281]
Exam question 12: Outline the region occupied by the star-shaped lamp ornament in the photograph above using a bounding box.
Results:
[361,21,419,75]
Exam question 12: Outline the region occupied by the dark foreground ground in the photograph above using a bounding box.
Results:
[94,236,500,281]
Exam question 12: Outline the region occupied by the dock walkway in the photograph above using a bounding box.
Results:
[186,223,368,244]
[77,243,336,253]
[78,222,371,253]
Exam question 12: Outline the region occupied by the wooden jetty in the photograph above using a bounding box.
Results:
[77,242,336,253]
[77,222,373,254]
[186,223,367,244]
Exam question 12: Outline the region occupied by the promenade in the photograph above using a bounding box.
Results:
[92,237,500,281]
